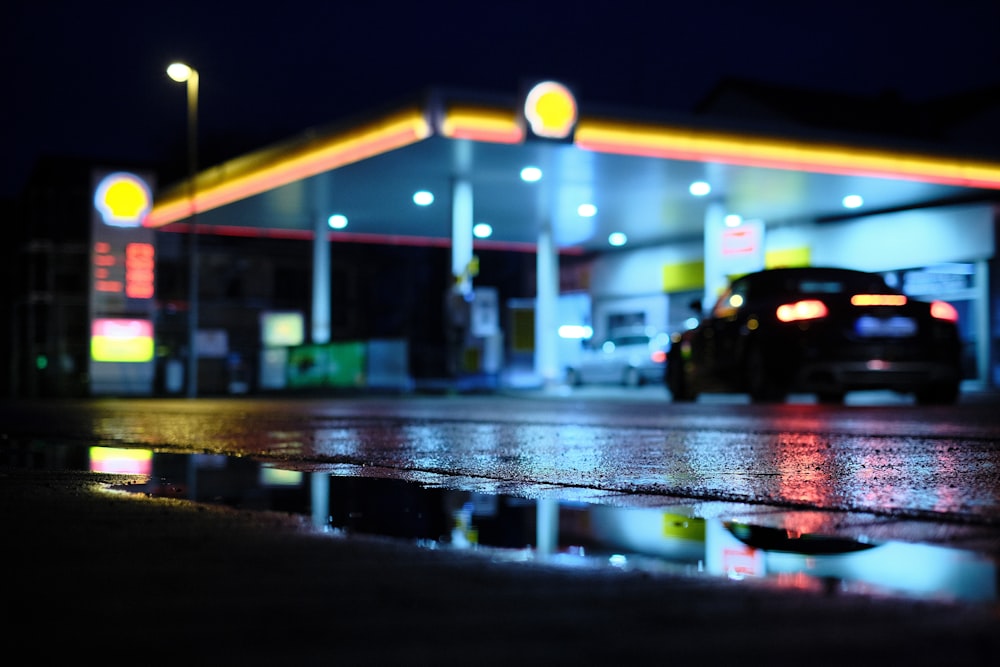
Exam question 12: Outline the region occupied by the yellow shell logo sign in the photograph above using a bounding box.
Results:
[524,81,577,139]
[94,172,152,227]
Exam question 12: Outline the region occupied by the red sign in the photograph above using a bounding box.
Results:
[93,241,123,293]
[92,241,154,299]
[125,242,155,298]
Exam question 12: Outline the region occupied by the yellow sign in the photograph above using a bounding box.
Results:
[524,81,577,139]
[93,172,152,227]
[662,260,705,292]
[91,318,154,362]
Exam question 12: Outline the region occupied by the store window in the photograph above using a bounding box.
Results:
[889,263,980,381]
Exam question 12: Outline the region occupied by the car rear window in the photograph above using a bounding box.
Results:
[612,335,651,346]
[747,270,895,299]
[797,280,845,293]
[796,275,892,294]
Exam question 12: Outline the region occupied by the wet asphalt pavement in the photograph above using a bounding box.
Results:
[3,390,1000,664]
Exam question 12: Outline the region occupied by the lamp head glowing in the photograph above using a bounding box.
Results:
[689,181,711,196]
[608,232,627,246]
[167,62,194,83]
[842,194,864,209]
[520,166,542,182]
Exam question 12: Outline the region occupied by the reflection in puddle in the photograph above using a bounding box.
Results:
[4,440,997,605]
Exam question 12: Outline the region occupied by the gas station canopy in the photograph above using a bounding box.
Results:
[146,83,1000,252]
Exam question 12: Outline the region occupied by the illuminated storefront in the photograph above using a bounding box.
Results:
[143,82,1000,392]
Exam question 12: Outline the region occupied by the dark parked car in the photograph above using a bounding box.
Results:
[666,267,962,404]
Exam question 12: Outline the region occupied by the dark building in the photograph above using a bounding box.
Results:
[5,157,96,397]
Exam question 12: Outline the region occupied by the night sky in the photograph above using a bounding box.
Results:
[4,0,1000,198]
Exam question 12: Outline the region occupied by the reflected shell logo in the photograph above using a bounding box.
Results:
[94,172,152,227]
[524,81,577,139]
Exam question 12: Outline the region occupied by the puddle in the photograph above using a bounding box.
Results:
[5,440,997,604]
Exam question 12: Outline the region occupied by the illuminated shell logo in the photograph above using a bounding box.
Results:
[524,81,577,139]
[94,172,152,227]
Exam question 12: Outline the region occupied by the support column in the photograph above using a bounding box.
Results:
[702,200,727,310]
[451,178,474,295]
[311,471,330,530]
[445,178,475,379]
[975,259,990,388]
[535,497,559,557]
[312,182,331,344]
[535,222,559,386]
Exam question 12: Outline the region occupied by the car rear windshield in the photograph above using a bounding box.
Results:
[753,271,894,298]
[612,335,651,346]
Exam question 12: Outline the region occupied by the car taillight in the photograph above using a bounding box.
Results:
[930,300,959,322]
[651,350,667,363]
[851,294,907,306]
[776,299,828,323]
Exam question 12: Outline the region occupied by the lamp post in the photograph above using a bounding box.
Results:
[167,62,200,398]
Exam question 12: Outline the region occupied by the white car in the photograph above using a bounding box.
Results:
[566,329,669,387]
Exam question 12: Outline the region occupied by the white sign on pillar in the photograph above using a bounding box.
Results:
[471,287,499,337]
[452,178,474,295]
[703,201,726,309]
[704,202,765,308]
[720,218,765,276]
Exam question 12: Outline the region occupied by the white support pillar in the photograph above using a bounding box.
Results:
[312,183,331,344]
[702,200,728,310]
[535,497,559,557]
[535,222,559,386]
[975,259,990,388]
[444,178,475,379]
[311,471,329,530]
[451,178,474,295]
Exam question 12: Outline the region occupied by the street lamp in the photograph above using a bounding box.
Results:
[167,62,200,398]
